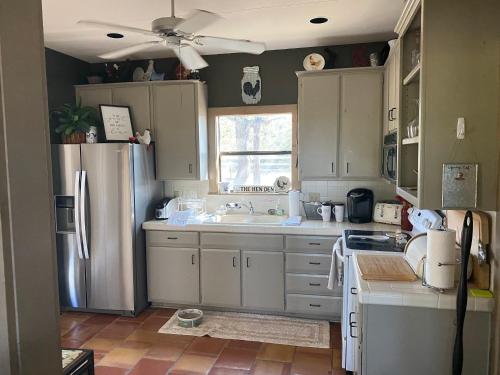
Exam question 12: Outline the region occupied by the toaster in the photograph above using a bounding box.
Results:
[373,201,403,225]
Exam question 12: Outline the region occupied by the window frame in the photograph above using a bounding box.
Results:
[208,105,299,194]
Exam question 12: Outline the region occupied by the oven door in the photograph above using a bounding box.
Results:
[382,145,397,183]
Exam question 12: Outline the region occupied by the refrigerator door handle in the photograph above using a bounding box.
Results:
[74,171,84,259]
[80,170,90,259]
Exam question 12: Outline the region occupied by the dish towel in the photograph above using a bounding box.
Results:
[328,237,344,289]
[281,216,302,226]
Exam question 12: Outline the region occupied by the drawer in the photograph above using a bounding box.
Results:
[201,233,283,250]
[286,253,332,274]
[147,231,199,247]
[285,236,338,252]
[286,294,342,317]
[286,274,341,296]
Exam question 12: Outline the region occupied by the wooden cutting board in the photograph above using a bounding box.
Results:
[357,255,417,282]
[446,210,491,290]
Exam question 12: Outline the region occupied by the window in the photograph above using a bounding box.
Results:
[209,105,297,194]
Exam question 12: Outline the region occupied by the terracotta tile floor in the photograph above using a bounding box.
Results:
[60,308,346,375]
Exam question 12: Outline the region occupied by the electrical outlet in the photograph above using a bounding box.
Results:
[457,117,465,139]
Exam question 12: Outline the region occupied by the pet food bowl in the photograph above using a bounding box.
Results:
[177,309,203,328]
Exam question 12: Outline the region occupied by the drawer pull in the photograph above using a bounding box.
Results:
[167,237,178,240]
[309,262,321,265]
[309,283,321,286]
[309,304,322,308]
[308,242,321,246]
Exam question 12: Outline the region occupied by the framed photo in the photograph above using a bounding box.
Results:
[99,105,134,141]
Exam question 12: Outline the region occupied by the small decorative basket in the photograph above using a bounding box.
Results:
[302,201,323,220]
[177,309,203,328]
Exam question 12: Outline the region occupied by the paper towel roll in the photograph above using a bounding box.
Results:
[425,229,456,289]
[288,190,301,217]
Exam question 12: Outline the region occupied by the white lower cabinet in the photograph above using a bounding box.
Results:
[242,251,284,311]
[201,249,241,307]
[147,247,199,304]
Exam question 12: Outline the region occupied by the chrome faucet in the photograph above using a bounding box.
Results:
[225,201,255,214]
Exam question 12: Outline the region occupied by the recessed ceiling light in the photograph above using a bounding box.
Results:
[107,33,124,39]
[310,17,328,24]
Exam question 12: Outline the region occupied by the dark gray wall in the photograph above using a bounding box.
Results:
[45,48,90,111]
[90,42,387,107]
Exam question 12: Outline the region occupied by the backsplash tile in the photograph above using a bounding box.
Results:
[162,179,396,215]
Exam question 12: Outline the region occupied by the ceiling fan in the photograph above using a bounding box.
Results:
[78,0,266,70]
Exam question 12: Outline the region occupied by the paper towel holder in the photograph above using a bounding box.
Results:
[421,258,461,293]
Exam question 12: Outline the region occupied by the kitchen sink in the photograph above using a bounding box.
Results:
[203,214,287,225]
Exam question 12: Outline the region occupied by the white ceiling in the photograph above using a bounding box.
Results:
[42,0,404,63]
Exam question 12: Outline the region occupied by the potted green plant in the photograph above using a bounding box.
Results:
[52,100,101,144]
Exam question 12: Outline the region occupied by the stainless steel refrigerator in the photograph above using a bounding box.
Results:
[52,143,162,316]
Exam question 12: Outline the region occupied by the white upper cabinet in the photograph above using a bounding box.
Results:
[152,82,208,181]
[339,70,383,178]
[75,81,208,181]
[297,67,383,180]
[298,72,340,179]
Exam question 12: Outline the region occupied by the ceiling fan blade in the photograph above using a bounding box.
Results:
[174,10,221,35]
[98,41,162,60]
[78,20,159,37]
[195,36,266,55]
[171,44,208,70]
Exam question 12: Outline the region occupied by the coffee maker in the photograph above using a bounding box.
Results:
[346,188,374,223]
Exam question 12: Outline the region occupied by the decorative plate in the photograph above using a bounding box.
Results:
[303,53,325,71]
[274,176,291,193]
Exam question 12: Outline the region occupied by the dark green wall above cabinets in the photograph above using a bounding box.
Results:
[89,42,387,107]
[45,48,91,111]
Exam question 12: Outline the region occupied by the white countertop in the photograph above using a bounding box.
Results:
[142,219,399,236]
[352,253,494,313]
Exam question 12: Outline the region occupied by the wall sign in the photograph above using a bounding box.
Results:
[233,185,275,193]
[241,66,262,105]
[100,105,134,141]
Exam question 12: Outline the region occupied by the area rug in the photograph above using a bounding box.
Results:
[158,310,330,348]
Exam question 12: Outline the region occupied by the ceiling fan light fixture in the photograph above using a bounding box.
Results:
[310,17,328,24]
[107,33,124,39]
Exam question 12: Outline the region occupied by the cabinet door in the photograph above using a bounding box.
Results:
[339,72,383,178]
[389,42,401,133]
[153,84,197,180]
[147,247,199,304]
[77,87,112,109]
[383,62,391,136]
[298,73,340,179]
[112,85,152,138]
[242,251,284,311]
[201,249,241,307]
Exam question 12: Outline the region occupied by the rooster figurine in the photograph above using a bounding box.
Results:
[136,129,151,145]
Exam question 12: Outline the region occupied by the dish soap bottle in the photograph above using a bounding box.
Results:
[275,199,285,216]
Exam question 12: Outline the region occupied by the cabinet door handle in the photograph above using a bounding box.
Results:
[350,287,358,295]
[308,242,321,246]
[167,237,178,240]
[232,256,237,268]
[309,304,321,308]
[391,107,397,120]
[331,162,335,174]
[246,257,250,268]
[309,262,321,265]
[388,109,392,121]
[309,283,321,286]
[346,162,350,175]
[188,163,193,174]
[191,254,196,265]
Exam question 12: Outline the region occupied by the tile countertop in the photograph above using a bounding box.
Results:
[142,219,399,236]
[352,253,495,313]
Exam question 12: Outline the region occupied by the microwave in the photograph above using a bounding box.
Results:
[382,132,397,183]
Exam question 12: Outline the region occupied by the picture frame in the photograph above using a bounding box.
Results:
[99,104,134,141]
